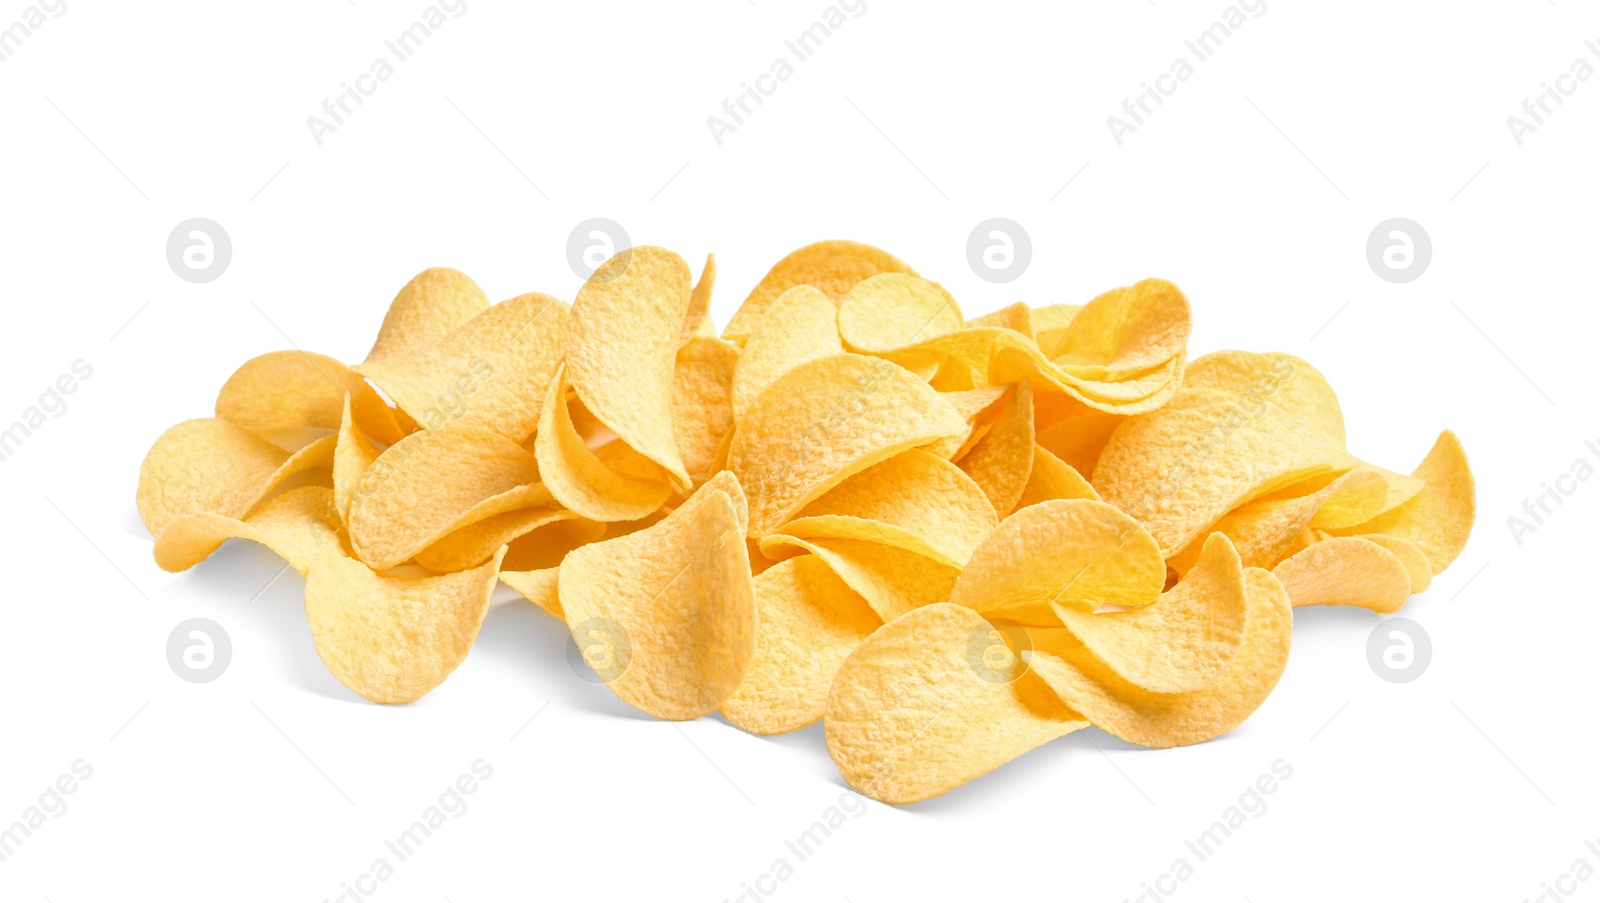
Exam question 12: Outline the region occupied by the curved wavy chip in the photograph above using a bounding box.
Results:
[729,353,967,537]
[724,240,916,342]
[684,253,718,343]
[924,385,1008,460]
[1050,280,1191,379]
[1164,469,1382,575]
[1050,534,1247,694]
[956,380,1034,518]
[216,350,403,445]
[566,246,695,490]
[825,602,1088,804]
[721,555,881,735]
[333,395,382,525]
[1182,350,1347,446]
[1016,445,1099,508]
[346,424,551,569]
[1094,386,1357,557]
[731,285,842,423]
[785,449,996,567]
[306,547,505,704]
[152,486,342,575]
[1272,536,1412,613]
[358,292,567,442]
[950,499,1166,624]
[760,534,958,623]
[415,508,601,574]
[501,566,562,618]
[1026,566,1292,748]
[536,364,673,522]
[837,273,963,353]
[672,336,739,486]
[137,418,336,536]
[1329,430,1474,576]
[365,267,491,364]
[557,475,755,720]
[1035,405,1121,479]
[1361,534,1433,594]
[968,301,1033,337]
[1031,302,1083,358]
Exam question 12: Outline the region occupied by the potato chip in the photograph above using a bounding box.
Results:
[501,566,562,618]
[333,395,382,525]
[153,486,342,575]
[1050,280,1191,378]
[365,267,491,364]
[759,534,959,623]
[137,418,336,536]
[782,449,996,567]
[730,285,842,423]
[1026,566,1292,747]
[306,546,505,704]
[1015,444,1099,508]
[724,240,916,342]
[729,353,967,537]
[1271,536,1412,613]
[672,336,740,485]
[216,350,404,445]
[346,424,551,569]
[721,555,880,735]
[536,364,673,522]
[1035,404,1120,479]
[1329,431,1475,576]
[837,273,963,353]
[1163,469,1382,574]
[956,380,1034,518]
[924,385,1008,460]
[358,292,567,442]
[684,253,718,342]
[825,602,1088,804]
[1031,302,1083,358]
[968,301,1033,337]
[566,246,696,491]
[557,473,754,719]
[415,508,600,573]
[950,499,1166,623]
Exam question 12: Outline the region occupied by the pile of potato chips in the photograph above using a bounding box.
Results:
[137,240,1474,803]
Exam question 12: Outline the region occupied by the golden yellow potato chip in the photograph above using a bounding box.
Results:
[153,486,342,575]
[1305,464,1423,530]
[358,292,567,443]
[1361,533,1433,594]
[1031,302,1082,358]
[1272,536,1412,613]
[137,418,336,536]
[365,267,491,364]
[415,508,600,573]
[1049,534,1247,694]
[825,602,1088,804]
[1330,430,1475,576]
[684,253,718,342]
[501,566,562,618]
[729,353,967,537]
[759,534,958,623]
[1026,566,1292,748]
[967,301,1033,337]
[566,246,696,491]
[536,364,673,522]
[783,449,996,567]
[558,475,754,719]
[1015,444,1099,509]
[950,499,1166,623]
[346,424,551,569]
[672,336,740,486]
[1050,280,1191,379]
[216,350,404,445]
[724,240,916,342]
[1035,404,1121,479]
[1164,468,1383,574]
[956,381,1034,518]
[730,285,842,423]
[923,385,1008,460]
[721,555,880,735]
[333,395,381,526]
[837,273,963,353]
[305,546,505,704]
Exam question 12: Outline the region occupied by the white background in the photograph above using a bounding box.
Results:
[1,1,1596,901]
